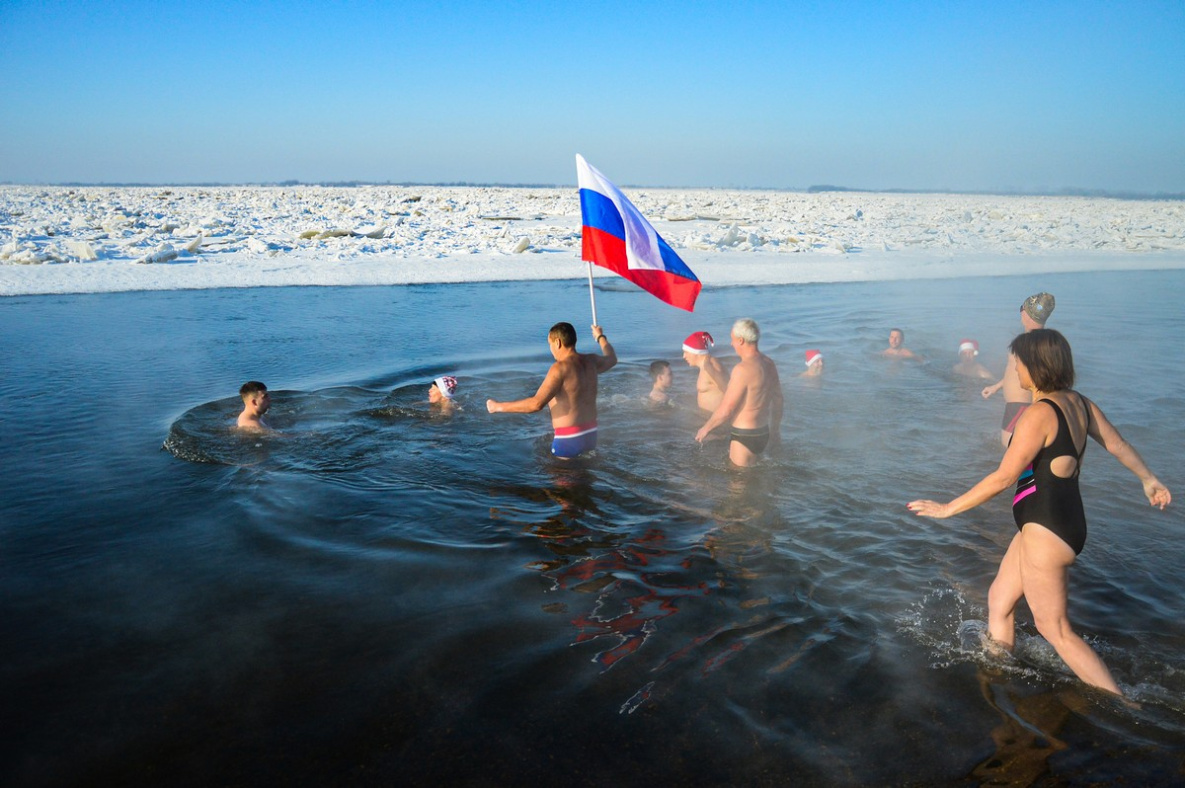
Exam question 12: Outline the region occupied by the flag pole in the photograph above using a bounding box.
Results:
[586,261,599,326]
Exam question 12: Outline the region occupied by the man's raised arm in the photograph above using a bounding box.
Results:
[591,325,617,372]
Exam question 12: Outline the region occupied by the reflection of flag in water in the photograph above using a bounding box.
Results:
[577,154,701,312]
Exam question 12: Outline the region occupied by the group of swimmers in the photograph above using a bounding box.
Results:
[481,318,783,468]
[234,292,1173,697]
[236,374,460,432]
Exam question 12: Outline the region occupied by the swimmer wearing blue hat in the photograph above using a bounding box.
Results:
[487,322,617,459]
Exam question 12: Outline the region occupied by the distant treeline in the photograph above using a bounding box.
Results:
[805,184,1185,201]
[3,180,1182,201]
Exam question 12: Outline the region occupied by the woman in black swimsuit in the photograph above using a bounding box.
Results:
[908,329,1171,696]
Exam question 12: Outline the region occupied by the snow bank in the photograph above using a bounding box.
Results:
[2,185,1183,296]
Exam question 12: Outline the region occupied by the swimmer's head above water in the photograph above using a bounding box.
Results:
[429,375,458,404]
[803,349,824,376]
[649,360,672,402]
[1021,292,1055,328]
[237,381,271,431]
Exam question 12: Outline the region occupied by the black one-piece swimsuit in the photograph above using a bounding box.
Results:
[1011,398,1089,555]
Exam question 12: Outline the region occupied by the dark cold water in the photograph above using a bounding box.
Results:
[2,270,1183,786]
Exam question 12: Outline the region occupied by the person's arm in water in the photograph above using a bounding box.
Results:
[1085,398,1171,509]
[487,364,563,414]
[591,325,617,372]
[907,403,1053,518]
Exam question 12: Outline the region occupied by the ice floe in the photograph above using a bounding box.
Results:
[1,184,1183,295]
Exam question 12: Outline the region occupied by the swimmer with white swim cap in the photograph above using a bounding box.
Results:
[429,375,459,413]
[236,381,272,432]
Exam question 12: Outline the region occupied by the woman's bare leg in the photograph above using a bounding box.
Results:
[987,533,1025,649]
[1019,524,1122,695]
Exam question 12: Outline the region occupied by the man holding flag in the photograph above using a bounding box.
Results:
[486,322,617,459]
[485,156,695,459]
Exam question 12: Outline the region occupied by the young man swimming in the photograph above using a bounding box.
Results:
[236,381,272,432]
[648,360,673,404]
[429,375,459,413]
[882,328,917,359]
[487,322,617,459]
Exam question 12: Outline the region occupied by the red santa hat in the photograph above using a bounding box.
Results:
[805,349,823,367]
[682,331,714,355]
[958,339,978,356]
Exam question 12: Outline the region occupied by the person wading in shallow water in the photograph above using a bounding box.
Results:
[682,330,728,412]
[983,292,1055,448]
[695,318,783,468]
[909,328,1171,696]
[487,322,617,459]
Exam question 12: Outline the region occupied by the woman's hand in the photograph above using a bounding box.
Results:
[907,499,952,518]
[1144,479,1172,510]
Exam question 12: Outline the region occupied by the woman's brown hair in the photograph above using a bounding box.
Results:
[1010,328,1075,392]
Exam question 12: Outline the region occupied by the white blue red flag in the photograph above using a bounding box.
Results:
[576,154,701,312]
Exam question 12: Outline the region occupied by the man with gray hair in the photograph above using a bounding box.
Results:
[982,292,1055,447]
[695,318,783,467]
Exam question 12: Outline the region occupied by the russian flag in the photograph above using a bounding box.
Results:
[577,154,701,312]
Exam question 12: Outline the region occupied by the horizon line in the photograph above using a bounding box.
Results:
[1,180,1182,201]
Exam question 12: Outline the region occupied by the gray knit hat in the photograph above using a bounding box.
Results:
[1022,292,1055,324]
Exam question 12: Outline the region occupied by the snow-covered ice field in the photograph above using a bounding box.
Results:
[2,184,1183,296]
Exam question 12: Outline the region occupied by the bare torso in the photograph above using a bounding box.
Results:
[696,359,725,412]
[729,352,780,429]
[546,353,600,428]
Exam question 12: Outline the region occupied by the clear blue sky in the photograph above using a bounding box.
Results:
[2,0,1182,192]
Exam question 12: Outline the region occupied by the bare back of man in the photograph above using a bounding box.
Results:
[487,322,616,459]
[544,352,601,428]
[695,319,783,467]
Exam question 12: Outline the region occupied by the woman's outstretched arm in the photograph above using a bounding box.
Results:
[1085,398,1171,509]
